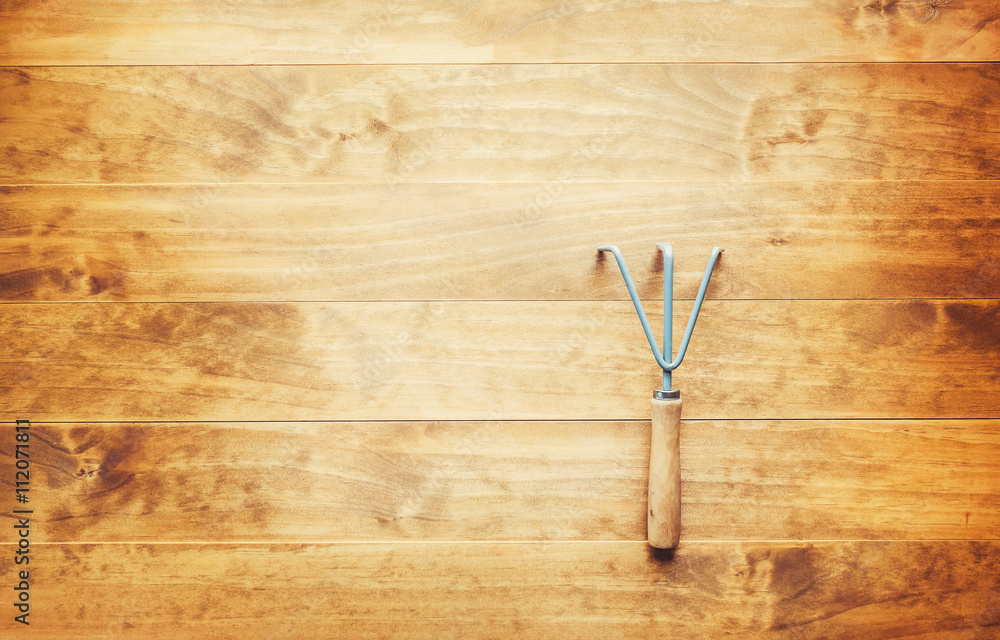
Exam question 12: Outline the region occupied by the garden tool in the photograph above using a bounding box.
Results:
[597,243,722,549]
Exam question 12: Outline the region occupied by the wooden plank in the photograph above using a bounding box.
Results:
[2,420,996,543]
[1,0,998,65]
[1,300,997,421]
[0,541,997,637]
[3,181,1000,302]
[3,64,999,184]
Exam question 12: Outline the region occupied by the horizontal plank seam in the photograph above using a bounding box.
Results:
[5,179,1000,187]
[6,418,999,424]
[2,299,998,306]
[4,179,1000,186]
[2,61,1000,69]
[2,539,998,546]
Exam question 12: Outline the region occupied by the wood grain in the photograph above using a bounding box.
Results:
[3,420,995,543]
[0,540,997,637]
[3,64,999,184]
[2,0,998,65]
[648,398,682,548]
[3,0,997,635]
[4,181,1000,302]
[2,300,998,421]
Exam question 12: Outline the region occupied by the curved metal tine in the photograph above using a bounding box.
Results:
[670,246,723,371]
[597,244,724,377]
[597,244,671,372]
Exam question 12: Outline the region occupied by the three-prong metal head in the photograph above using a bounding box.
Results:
[597,243,723,393]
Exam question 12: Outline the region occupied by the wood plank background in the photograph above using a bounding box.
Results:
[1,420,997,542]
[2,65,1000,185]
[2,0,999,64]
[3,182,1000,302]
[2,300,999,420]
[1,541,999,637]
[1,1,998,637]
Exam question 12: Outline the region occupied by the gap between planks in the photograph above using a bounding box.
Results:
[5,179,1000,185]
[8,417,1000,423]
[2,299,999,304]
[5,539,999,545]
[4,61,1000,68]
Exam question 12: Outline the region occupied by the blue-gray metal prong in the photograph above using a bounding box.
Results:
[597,243,668,371]
[655,242,673,391]
[597,243,723,390]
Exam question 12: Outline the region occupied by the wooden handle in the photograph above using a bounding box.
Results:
[649,397,682,549]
